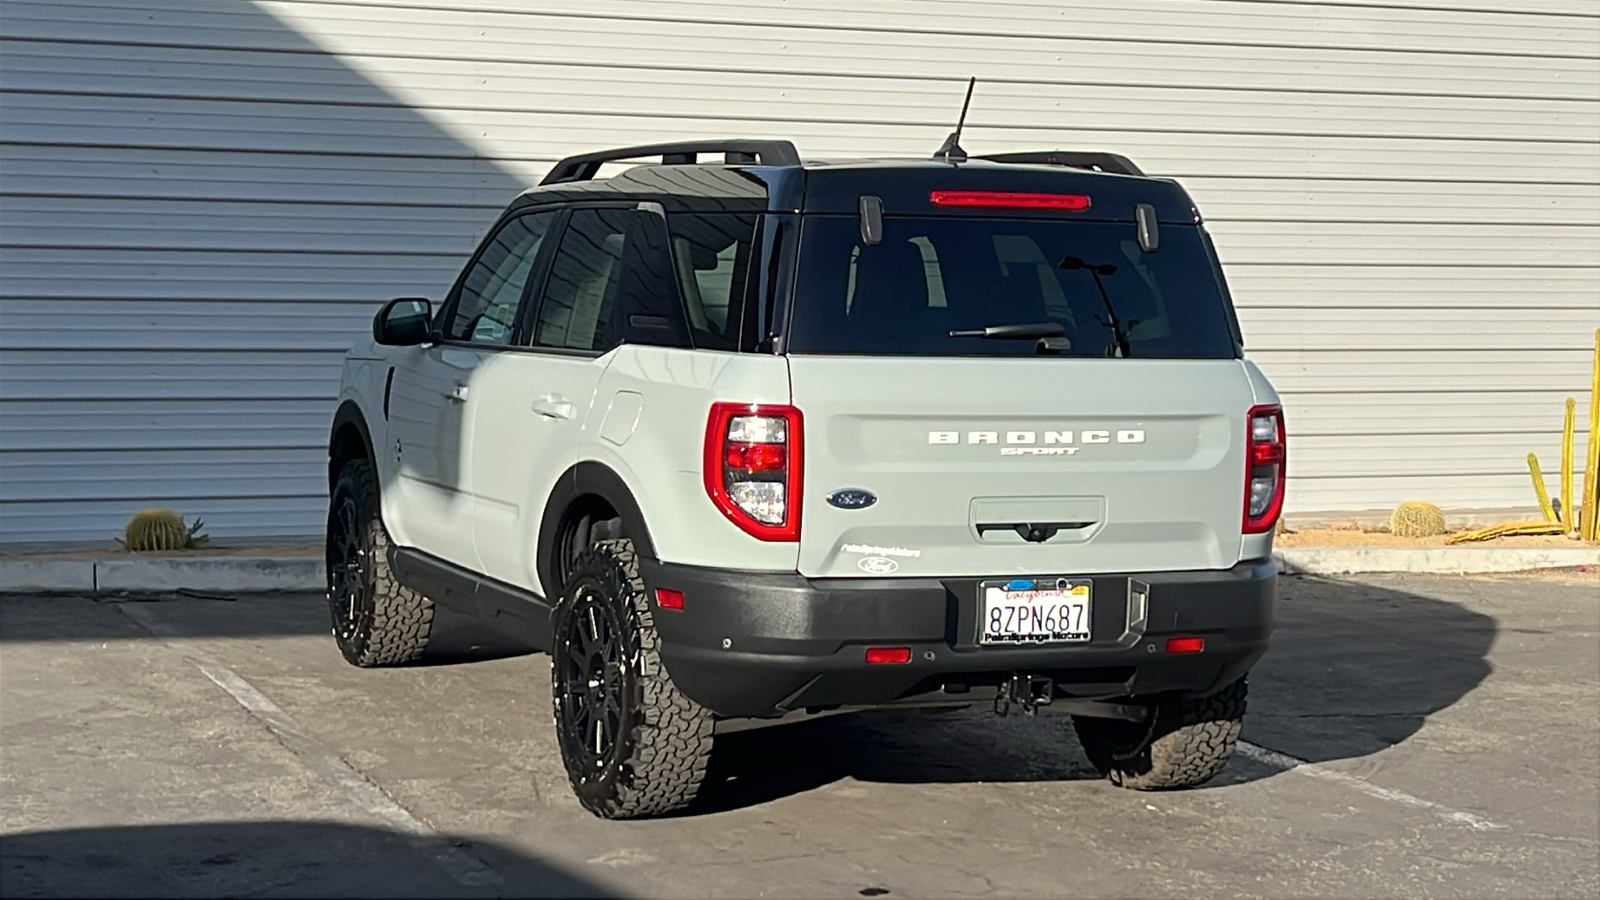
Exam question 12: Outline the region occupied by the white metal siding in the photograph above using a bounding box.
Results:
[2,0,1597,542]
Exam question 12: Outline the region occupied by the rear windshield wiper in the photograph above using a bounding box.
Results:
[1060,256,1135,358]
[948,322,1065,340]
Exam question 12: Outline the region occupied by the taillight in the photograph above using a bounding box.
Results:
[930,190,1091,211]
[1244,404,1286,534]
[704,402,803,541]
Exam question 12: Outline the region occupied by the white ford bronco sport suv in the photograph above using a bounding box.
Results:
[326,139,1284,819]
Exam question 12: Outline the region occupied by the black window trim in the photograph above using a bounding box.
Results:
[433,207,565,351]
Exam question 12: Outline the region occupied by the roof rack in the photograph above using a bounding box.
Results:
[540,139,802,185]
[974,151,1145,177]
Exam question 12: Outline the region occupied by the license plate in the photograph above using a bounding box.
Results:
[979,578,1091,645]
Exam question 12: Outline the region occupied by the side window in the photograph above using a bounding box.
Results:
[446,212,555,344]
[533,208,690,353]
[666,214,757,350]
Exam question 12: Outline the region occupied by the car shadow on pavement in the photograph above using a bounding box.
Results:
[692,705,1100,814]
[690,574,1497,813]
[414,605,538,667]
[0,820,610,899]
[1241,573,1497,765]
[0,593,535,666]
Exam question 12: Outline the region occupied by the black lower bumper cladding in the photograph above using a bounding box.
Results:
[641,558,1276,719]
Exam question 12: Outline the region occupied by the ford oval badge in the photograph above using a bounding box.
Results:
[826,488,877,510]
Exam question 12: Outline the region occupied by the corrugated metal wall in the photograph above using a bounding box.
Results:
[2,0,1597,542]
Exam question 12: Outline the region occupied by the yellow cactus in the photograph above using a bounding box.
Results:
[1583,329,1600,542]
[1389,500,1446,538]
[1446,521,1567,544]
[1528,453,1557,523]
[1561,398,1576,531]
[118,508,209,552]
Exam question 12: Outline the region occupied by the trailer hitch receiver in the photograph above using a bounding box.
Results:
[994,674,1054,717]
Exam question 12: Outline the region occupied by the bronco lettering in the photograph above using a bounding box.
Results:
[927,428,1146,446]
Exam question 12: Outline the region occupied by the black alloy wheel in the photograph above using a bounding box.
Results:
[554,582,629,776]
[326,490,373,652]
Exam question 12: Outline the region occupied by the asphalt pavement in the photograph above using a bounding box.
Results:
[1,572,1596,898]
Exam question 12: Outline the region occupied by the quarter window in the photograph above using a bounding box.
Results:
[446,212,555,344]
[533,208,691,353]
[667,214,758,350]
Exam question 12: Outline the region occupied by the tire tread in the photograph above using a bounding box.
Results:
[560,539,713,818]
[330,459,434,667]
[1073,677,1247,790]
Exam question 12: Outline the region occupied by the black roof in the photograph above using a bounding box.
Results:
[510,140,1198,224]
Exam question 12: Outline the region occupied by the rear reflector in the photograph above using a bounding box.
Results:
[865,647,912,665]
[654,588,684,611]
[1166,636,1204,654]
[930,190,1091,211]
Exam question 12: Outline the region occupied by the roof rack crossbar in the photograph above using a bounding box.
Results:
[974,151,1145,177]
[540,139,801,185]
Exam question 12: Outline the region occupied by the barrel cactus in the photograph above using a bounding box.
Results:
[118,508,209,552]
[1389,500,1446,538]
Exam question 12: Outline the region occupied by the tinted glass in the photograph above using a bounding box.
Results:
[787,216,1239,359]
[533,208,690,353]
[666,214,758,350]
[447,212,554,344]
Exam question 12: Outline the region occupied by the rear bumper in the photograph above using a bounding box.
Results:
[640,558,1277,719]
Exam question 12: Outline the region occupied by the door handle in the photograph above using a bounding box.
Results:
[444,383,469,403]
[532,394,575,420]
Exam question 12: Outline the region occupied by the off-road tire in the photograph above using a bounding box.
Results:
[325,458,434,666]
[552,538,714,819]
[1072,676,1247,790]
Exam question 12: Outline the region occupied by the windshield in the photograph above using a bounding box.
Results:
[786,215,1240,359]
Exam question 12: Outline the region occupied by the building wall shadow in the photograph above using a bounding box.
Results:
[0,0,526,542]
[0,820,610,898]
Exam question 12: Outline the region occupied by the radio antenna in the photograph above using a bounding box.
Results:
[932,77,977,162]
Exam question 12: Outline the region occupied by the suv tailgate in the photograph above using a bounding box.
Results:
[789,357,1250,578]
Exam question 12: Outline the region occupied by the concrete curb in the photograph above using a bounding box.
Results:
[1275,546,1600,576]
[3,547,1596,593]
[96,556,325,592]
[0,558,97,592]
[0,556,324,593]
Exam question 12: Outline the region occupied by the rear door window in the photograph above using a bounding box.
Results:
[787,216,1240,359]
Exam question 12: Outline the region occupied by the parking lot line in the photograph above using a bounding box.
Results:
[1235,740,1504,831]
[114,602,504,890]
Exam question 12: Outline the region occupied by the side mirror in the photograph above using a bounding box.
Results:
[373,298,433,346]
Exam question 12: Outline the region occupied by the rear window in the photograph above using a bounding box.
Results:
[786,216,1240,359]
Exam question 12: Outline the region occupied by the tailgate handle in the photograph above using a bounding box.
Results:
[976,521,1095,543]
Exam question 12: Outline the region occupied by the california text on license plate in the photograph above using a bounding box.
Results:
[979,578,1092,644]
